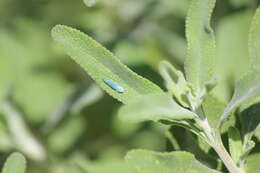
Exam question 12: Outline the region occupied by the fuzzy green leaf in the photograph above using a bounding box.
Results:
[228,127,243,164]
[185,0,216,94]
[51,25,163,104]
[118,93,196,124]
[125,149,221,173]
[2,153,26,173]
[249,7,260,70]
[218,70,260,128]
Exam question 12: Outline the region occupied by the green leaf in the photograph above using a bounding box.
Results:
[203,94,235,133]
[75,157,136,173]
[249,7,260,69]
[2,153,26,173]
[51,25,163,104]
[245,153,260,173]
[125,149,221,173]
[118,93,196,123]
[218,70,260,128]
[185,0,216,94]
[228,127,243,164]
[159,61,190,107]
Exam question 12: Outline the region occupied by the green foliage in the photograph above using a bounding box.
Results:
[228,127,243,164]
[51,25,163,104]
[0,0,260,173]
[2,153,26,173]
[125,149,221,173]
[159,61,190,107]
[118,93,196,123]
[245,153,260,173]
[185,0,216,95]
[218,70,260,129]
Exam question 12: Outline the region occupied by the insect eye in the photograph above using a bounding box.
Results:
[103,79,124,93]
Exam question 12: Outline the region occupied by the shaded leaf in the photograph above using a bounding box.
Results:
[239,101,260,156]
[47,116,86,154]
[228,127,243,164]
[2,153,26,173]
[51,25,163,104]
[125,149,221,173]
[255,125,260,141]
[214,10,252,102]
[118,93,196,123]
[229,0,254,8]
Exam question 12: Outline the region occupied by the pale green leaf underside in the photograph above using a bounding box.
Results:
[218,70,260,128]
[249,7,260,69]
[125,149,221,173]
[2,153,26,173]
[185,0,216,93]
[118,93,196,123]
[51,25,162,104]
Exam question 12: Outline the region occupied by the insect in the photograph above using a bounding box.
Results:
[103,79,124,93]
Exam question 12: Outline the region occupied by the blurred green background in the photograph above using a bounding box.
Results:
[0,0,259,172]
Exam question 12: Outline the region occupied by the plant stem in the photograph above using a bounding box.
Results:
[198,118,242,173]
[212,143,242,173]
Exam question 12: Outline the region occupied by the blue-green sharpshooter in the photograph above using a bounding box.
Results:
[103,79,124,93]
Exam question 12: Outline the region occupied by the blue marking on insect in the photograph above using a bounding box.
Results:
[103,79,124,93]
